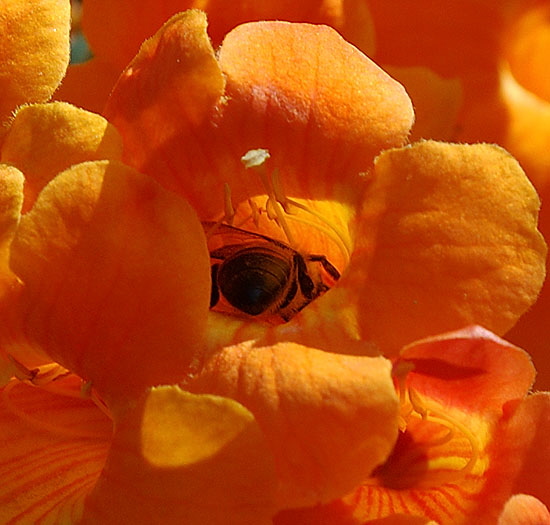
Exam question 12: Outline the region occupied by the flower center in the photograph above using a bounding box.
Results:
[204,149,349,324]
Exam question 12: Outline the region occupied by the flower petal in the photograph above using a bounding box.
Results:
[105,14,413,222]
[188,341,399,508]
[0,376,110,523]
[350,141,546,353]
[82,387,278,524]
[1,102,123,211]
[9,160,211,400]
[498,494,550,525]
[0,0,70,132]
[398,326,535,413]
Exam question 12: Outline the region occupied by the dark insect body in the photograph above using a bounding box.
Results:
[204,223,340,322]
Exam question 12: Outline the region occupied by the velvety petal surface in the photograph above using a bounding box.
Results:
[9,160,211,400]
[82,387,278,525]
[0,0,70,134]
[1,102,123,211]
[347,141,546,354]
[188,341,399,509]
[0,375,111,523]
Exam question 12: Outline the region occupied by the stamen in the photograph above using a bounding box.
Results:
[223,182,236,225]
[405,387,480,478]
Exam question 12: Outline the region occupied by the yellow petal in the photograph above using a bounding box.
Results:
[189,341,399,508]
[0,375,111,523]
[1,102,123,211]
[0,0,70,133]
[82,387,278,524]
[10,160,211,400]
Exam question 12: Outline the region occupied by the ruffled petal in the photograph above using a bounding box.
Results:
[348,140,546,354]
[9,160,210,400]
[105,13,413,223]
[1,102,123,211]
[0,0,70,133]
[188,341,399,508]
[0,375,111,523]
[82,387,278,525]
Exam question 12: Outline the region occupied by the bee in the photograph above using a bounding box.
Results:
[204,222,340,322]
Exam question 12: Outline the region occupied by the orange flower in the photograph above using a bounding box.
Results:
[102,11,545,361]
[273,327,550,524]
[0,8,548,523]
[0,0,70,141]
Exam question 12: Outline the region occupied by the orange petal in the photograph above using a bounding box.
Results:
[0,0,70,133]
[188,341,399,508]
[0,376,111,523]
[398,326,535,413]
[82,387,278,524]
[1,102,123,211]
[53,58,122,115]
[105,15,413,220]
[9,160,211,400]
[348,140,546,354]
[498,494,550,525]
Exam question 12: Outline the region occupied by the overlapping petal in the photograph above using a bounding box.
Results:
[188,341,399,508]
[81,387,279,525]
[0,374,111,523]
[0,0,70,137]
[9,160,211,399]
[275,327,548,524]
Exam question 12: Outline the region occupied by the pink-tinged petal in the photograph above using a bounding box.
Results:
[498,494,550,525]
[398,326,535,412]
[9,160,210,400]
[0,376,111,523]
[188,341,399,509]
[82,387,278,524]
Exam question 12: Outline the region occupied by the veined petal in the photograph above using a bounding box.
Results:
[0,0,70,134]
[105,14,413,222]
[398,326,535,413]
[1,102,123,211]
[9,160,211,400]
[0,375,111,524]
[188,341,399,508]
[349,141,546,354]
[82,387,278,525]
[498,495,550,525]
